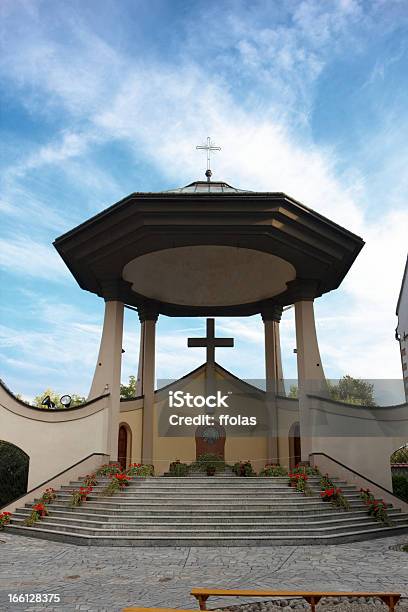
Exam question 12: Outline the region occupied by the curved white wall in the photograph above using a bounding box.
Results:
[0,382,111,489]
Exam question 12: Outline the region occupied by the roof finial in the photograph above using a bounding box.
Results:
[196,137,221,183]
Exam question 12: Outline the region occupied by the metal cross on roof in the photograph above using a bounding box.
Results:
[188,318,234,365]
[196,137,221,182]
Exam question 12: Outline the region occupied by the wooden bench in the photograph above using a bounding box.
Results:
[123,608,197,612]
[191,588,402,611]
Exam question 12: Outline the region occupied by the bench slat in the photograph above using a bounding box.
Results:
[191,588,401,596]
[123,608,198,612]
[191,588,401,612]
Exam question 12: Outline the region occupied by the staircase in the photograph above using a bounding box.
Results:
[6,475,408,546]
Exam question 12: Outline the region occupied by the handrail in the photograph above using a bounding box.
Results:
[309,452,405,502]
[0,452,108,511]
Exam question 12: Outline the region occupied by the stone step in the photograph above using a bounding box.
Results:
[13,507,406,524]
[53,487,360,502]
[9,514,408,534]
[6,522,408,546]
[61,484,357,493]
[9,469,403,548]
[9,515,408,537]
[44,498,370,511]
[23,502,385,516]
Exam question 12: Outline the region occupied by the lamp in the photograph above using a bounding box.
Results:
[60,394,72,408]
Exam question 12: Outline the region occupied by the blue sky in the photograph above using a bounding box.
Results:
[0,0,407,402]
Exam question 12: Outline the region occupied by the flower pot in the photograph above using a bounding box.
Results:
[206,467,216,476]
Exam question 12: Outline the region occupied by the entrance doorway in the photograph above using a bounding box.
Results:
[288,421,301,470]
[195,423,226,459]
[118,424,131,470]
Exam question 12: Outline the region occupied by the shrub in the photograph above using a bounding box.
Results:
[232,461,255,477]
[23,503,48,526]
[0,512,12,529]
[321,487,351,510]
[40,488,57,504]
[83,474,98,487]
[126,463,154,477]
[292,464,319,476]
[0,441,29,506]
[319,473,335,490]
[392,474,408,502]
[96,463,122,477]
[190,453,225,476]
[69,486,93,507]
[259,464,288,477]
[102,473,132,496]
[366,499,392,526]
[289,472,313,496]
[360,489,393,525]
[168,460,189,477]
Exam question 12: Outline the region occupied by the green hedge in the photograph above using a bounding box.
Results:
[392,474,408,502]
[0,441,29,506]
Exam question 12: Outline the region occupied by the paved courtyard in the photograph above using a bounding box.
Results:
[0,533,407,612]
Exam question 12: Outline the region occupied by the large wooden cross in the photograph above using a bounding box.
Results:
[188,318,234,365]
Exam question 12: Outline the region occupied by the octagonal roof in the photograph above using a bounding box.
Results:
[54,180,364,317]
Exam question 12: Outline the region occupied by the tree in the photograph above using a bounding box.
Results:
[285,376,376,406]
[288,385,298,398]
[33,388,85,409]
[391,445,408,464]
[120,375,138,399]
[328,375,376,407]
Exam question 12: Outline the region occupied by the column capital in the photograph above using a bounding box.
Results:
[261,304,283,322]
[286,278,321,302]
[137,302,159,323]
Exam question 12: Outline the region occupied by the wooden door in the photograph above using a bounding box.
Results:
[195,423,226,459]
[118,425,128,471]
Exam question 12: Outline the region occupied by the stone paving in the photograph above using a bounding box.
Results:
[0,533,407,612]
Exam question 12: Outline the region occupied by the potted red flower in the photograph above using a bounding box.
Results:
[0,512,12,529]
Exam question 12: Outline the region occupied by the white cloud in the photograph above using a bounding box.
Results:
[0,0,407,388]
[0,235,68,280]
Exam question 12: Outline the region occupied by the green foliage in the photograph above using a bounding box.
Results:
[0,441,29,506]
[33,388,85,409]
[320,487,351,510]
[102,474,131,495]
[292,464,319,476]
[392,475,408,502]
[288,385,298,398]
[120,375,138,399]
[319,473,335,489]
[360,488,392,525]
[259,464,288,477]
[96,463,122,476]
[69,486,93,506]
[288,376,376,406]
[328,375,376,406]
[232,461,255,477]
[168,460,189,477]
[289,472,312,495]
[391,445,408,464]
[126,464,155,477]
[190,453,225,475]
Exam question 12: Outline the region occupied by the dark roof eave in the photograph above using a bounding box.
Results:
[54,190,364,247]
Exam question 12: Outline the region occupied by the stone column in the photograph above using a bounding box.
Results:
[88,300,124,460]
[294,297,327,461]
[262,305,284,464]
[137,304,158,465]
